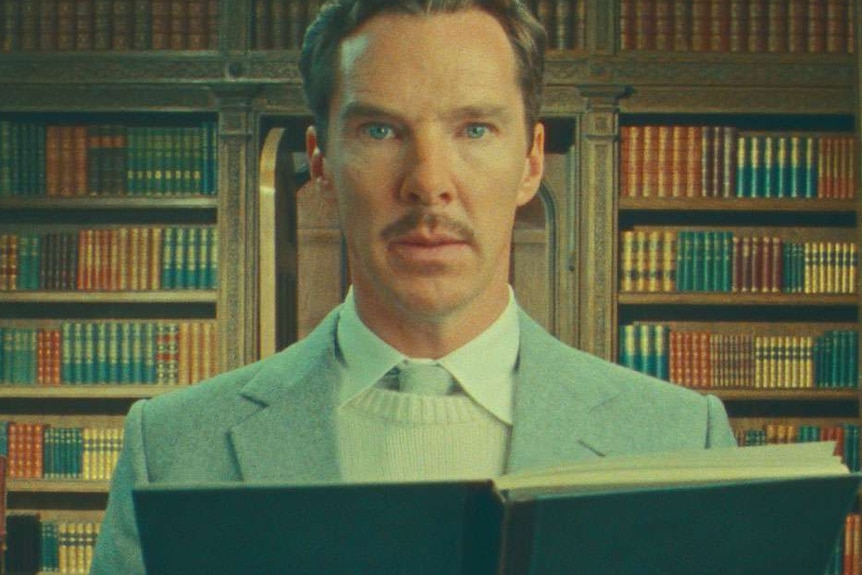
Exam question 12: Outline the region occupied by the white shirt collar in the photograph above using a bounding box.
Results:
[336,288,520,424]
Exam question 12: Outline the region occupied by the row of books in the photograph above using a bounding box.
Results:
[252,0,321,50]
[0,121,219,197]
[5,515,100,575]
[527,0,586,50]
[1,0,219,52]
[0,226,219,292]
[734,423,859,472]
[1,422,123,481]
[620,324,859,390]
[0,321,218,386]
[620,230,858,294]
[620,126,856,199]
[620,0,855,54]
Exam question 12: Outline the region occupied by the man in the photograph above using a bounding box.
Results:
[90,1,736,572]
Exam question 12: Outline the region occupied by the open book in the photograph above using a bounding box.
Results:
[495,440,849,493]
[134,443,861,575]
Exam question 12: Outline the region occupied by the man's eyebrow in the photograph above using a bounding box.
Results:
[338,102,398,123]
[338,102,514,124]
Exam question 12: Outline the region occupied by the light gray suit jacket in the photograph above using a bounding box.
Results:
[89,308,736,574]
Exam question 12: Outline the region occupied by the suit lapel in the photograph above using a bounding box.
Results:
[508,313,621,473]
[229,309,344,483]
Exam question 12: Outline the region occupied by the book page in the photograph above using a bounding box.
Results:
[494,442,848,493]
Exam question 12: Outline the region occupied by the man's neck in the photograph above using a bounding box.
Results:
[353,288,511,359]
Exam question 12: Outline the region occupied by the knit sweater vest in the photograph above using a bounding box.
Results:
[337,386,510,482]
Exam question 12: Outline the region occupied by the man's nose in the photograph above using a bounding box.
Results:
[399,131,455,206]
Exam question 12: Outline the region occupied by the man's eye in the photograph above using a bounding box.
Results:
[363,124,394,140]
[464,124,490,139]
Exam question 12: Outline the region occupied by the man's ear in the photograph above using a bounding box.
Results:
[306,125,334,201]
[517,122,545,207]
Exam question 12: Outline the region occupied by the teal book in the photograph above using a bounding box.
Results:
[135,444,861,575]
[83,323,96,385]
[777,136,790,198]
[676,231,691,292]
[789,136,802,198]
[96,322,109,384]
[0,120,12,194]
[691,231,704,292]
[618,324,637,370]
[207,227,218,289]
[702,231,714,292]
[637,323,654,376]
[653,324,669,380]
[144,322,157,384]
[191,125,203,195]
[804,136,818,199]
[174,227,187,289]
[127,126,140,195]
[161,226,176,289]
[749,135,763,197]
[119,322,133,385]
[762,136,778,198]
[107,322,121,384]
[130,322,144,384]
[185,226,199,289]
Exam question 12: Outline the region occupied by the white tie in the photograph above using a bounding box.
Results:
[397,361,456,396]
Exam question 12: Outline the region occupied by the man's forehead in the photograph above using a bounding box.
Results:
[330,9,522,115]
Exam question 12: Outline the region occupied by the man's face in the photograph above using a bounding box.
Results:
[309,8,544,333]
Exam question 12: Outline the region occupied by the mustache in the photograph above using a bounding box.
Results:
[381,210,475,242]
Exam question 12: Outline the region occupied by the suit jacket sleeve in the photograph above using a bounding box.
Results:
[90,399,149,575]
[705,393,737,448]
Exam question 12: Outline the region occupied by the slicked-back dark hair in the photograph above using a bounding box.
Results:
[299,0,547,152]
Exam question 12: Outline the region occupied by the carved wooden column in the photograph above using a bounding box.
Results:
[213,85,262,370]
[575,86,627,361]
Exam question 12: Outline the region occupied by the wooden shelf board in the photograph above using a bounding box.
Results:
[709,389,859,401]
[619,197,857,213]
[8,480,110,493]
[0,291,217,303]
[0,385,186,399]
[0,196,218,210]
[618,293,858,306]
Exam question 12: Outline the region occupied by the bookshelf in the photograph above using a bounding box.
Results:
[0,0,860,573]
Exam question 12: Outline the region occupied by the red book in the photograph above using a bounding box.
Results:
[766,0,788,53]
[59,126,75,196]
[635,0,657,50]
[786,0,806,52]
[169,0,187,50]
[93,0,112,50]
[771,237,783,293]
[729,0,748,52]
[207,0,218,49]
[187,0,206,50]
[75,0,94,50]
[642,126,658,197]
[672,1,691,50]
[112,0,134,50]
[151,0,169,49]
[654,0,673,50]
[73,125,88,195]
[748,0,768,52]
[807,0,827,52]
[671,125,688,198]
[709,0,730,52]
[691,0,710,51]
[686,126,703,197]
[57,0,77,51]
[825,0,848,53]
[39,0,59,50]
